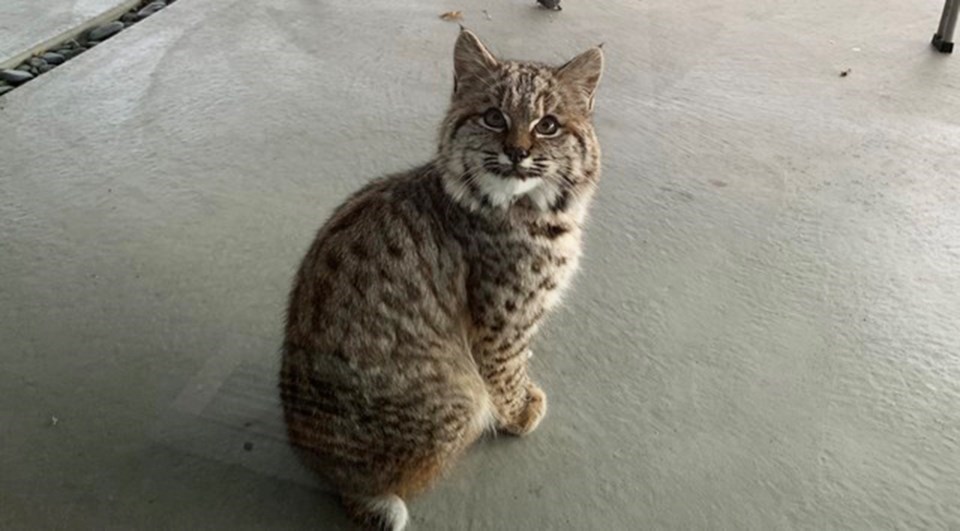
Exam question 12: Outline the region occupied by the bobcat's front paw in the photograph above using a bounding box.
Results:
[502,383,547,436]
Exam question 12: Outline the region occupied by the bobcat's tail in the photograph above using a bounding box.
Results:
[344,494,409,531]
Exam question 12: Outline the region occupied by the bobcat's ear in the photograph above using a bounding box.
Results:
[453,28,498,95]
[557,46,604,113]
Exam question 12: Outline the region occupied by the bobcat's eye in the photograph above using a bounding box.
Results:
[481,108,508,131]
[534,115,561,137]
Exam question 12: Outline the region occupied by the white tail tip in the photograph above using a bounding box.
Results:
[364,494,408,531]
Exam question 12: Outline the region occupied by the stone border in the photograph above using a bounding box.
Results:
[0,0,178,97]
[0,0,139,71]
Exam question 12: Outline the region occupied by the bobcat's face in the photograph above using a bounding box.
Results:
[439,30,603,213]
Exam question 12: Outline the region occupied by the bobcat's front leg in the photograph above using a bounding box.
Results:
[478,346,547,436]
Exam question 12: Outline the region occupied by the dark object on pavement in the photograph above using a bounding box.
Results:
[932,0,957,53]
[537,0,562,11]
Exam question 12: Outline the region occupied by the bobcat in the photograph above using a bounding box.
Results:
[280,29,603,530]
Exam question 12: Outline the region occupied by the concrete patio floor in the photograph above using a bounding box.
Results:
[1,0,959,529]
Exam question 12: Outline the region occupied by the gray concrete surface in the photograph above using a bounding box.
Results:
[2,0,959,529]
[0,0,136,68]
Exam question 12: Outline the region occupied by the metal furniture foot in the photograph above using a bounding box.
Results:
[932,0,958,53]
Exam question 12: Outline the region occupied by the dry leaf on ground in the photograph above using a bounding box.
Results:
[440,11,463,21]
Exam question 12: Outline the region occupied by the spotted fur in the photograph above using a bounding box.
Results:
[280,29,603,530]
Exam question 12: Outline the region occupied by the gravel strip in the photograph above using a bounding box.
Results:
[0,0,179,98]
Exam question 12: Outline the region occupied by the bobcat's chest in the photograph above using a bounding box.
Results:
[465,226,581,353]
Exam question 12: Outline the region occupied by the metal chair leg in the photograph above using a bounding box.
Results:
[933,0,958,53]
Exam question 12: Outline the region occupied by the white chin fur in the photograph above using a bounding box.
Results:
[476,173,543,208]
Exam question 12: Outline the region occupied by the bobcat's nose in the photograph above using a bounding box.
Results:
[503,146,530,165]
